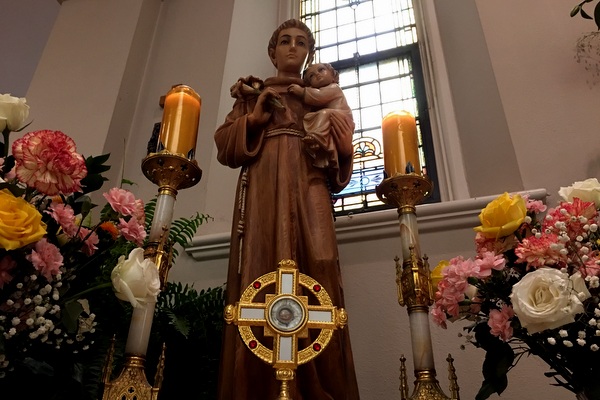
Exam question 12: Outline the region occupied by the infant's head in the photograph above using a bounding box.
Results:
[303,63,339,88]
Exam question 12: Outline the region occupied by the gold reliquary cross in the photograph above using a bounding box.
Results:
[224,259,348,400]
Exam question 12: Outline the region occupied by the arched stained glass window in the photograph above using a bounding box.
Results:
[300,0,440,215]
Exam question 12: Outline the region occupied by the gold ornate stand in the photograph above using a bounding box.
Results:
[101,150,202,400]
[376,173,460,400]
[224,259,348,400]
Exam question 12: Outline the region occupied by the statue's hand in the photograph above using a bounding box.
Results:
[330,112,355,160]
[247,87,281,129]
[230,75,264,99]
[287,84,304,97]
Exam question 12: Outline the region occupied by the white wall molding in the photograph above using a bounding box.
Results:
[185,188,548,261]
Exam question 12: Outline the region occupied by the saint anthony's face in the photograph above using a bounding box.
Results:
[271,27,310,76]
[305,64,333,88]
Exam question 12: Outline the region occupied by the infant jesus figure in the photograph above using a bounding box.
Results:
[288,62,354,168]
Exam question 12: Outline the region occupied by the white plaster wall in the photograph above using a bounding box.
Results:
[475,0,600,204]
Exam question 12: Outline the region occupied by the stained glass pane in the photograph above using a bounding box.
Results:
[300,0,439,215]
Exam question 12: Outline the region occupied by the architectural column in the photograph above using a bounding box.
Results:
[25,0,162,186]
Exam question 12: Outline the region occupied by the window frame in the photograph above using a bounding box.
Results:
[299,1,441,217]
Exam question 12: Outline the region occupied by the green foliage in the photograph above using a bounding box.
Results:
[143,283,226,400]
[144,197,213,261]
[471,323,515,400]
[571,0,600,30]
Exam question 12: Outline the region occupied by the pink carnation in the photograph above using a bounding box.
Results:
[475,232,518,255]
[103,188,139,217]
[431,306,448,329]
[78,227,99,256]
[514,233,566,268]
[432,256,478,319]
[133,199,145,223]
[27,239,64,281]
[0,256,17,289]
[12,130,87,195]
[46,202,78,236]
[525,198,547,213]
[581,255,600,277]
[543,198,597,239]
[474,251,506,278]
[118,217,147,246]
[488,305,514,341]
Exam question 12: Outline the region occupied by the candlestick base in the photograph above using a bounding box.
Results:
[399,356,460,400]
[142,151,202,192]
[101,339,166,400]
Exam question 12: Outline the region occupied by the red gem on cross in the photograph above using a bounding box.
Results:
[313,284,321,292]
[249,340,258,349]
[253,281,261,289]
[313,343,322,352]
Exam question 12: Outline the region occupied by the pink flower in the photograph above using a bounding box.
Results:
[474,251,506,278]
[78,227,99,256]
[103,188,139,217]
[543,199,597,239]
[46,202,78,236]
[523,195,547,213]
[118,217,146,246]
[27,238,64,281]
[581,255,600,277]
[12,130,87,195]
[132,199,145,223]
[475,231,518,255]
[431,306,447,329]
[488,305,514,341]
[515,234,566,268]
[0,256,17,289]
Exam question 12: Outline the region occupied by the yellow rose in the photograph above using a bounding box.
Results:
[0,190,47,250]
[473,192,526,239]
[431,260,449,290]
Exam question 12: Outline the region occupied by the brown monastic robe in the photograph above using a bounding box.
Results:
[215,75,360,400]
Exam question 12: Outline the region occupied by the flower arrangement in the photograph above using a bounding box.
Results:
[431,179,600,400]
[0,97,149,373]
[0,94,221,399]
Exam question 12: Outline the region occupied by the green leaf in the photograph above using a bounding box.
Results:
[594,1,600,29]
[472,322,515,399]
[62,300,85,333]
[80,154,111,194]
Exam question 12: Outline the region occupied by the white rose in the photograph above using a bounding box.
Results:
[0,93,30,132]
[558,178,600,208]
[111,247,161,308]
[510,268,591,334]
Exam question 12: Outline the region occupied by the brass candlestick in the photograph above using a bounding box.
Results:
[376,172,459,400]
[102,85,203,400]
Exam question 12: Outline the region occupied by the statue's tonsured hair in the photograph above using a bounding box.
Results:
[268,19,316,67]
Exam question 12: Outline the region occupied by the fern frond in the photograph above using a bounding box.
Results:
[168,212,212,248]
